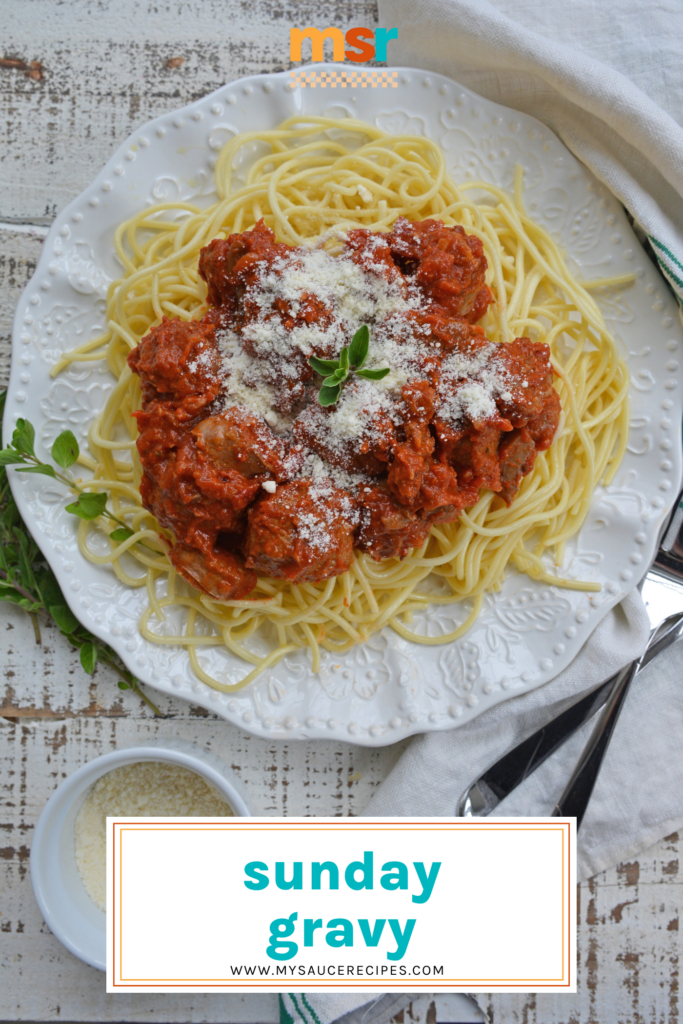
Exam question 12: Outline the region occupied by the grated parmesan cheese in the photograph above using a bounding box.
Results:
[202,229,541,556]
[436,345,517,426]
[301,451,366,501]
[74,761,233,912]
[215,245,423,429]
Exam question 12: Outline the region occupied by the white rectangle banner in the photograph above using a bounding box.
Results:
[106,817,575,994]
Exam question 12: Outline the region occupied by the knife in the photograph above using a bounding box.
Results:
[458,487,683,820]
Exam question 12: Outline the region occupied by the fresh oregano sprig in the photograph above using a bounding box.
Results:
[309,325,390,407]
[0,417,137,539]
[0,392,161,714]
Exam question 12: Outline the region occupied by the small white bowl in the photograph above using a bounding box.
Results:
[30,739,251,971]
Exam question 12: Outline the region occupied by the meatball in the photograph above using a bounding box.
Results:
[128,316,221,405]
[144,446,256,533]
[402,380,436,457]
[387,380,492,511]
[198,219,294,311]
[498,427,538,504]
[134,397,251,550]
[169,542,257,601]
[387,444,425,505]
[388,217,494,321]
[192,407,289,480]
[493,337,555,426]
[370,311,440,384]
[528,388,562,450]
[139,470,244,556]
[202,221,345,415]
[419,459,477,517]
[293,379,397,477]
[384,382,436,505]
[436,420,510,493]
[134,399,201,469]
[244,480,355,583]
[343,228,406,290]
[411,310,490,358]
[387,444,477,516]
[355,485,432,561]
[135,408,268,555]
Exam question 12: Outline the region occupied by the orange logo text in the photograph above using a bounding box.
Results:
[290,27,398,64]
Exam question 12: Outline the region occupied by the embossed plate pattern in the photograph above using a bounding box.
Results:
[6,66,683,744]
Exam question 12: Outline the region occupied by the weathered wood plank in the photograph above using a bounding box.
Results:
[0,599,220,719]
[0,0,380,223]
[479,833,682,1024]
[0,228,44,388]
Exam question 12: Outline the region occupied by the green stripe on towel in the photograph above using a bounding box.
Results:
[649,236,683,275]
[648,236,683,300]
[280,995,299,1024]
[302,994,324,1024]
[290,993,311,1024]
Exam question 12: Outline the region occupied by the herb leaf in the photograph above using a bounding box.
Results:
[65,492,108,520]
[348,325,369,369]
[356,367,391,381]
[11,419,35,457]
[110,526,134,542]
[52,430,80,470]
[49,603,80,633]
[16,464,57,478]
[309,355,340,376]
[308,325,390,406]
[322,370,346,387]
[318,384,342,406]
[80,641,98,674]
[0,396,163,716]
[0,450,28,466]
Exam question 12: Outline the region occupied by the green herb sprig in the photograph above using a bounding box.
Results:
[309,325,390,407]
[0,417,136,539]
[0,392,161,714]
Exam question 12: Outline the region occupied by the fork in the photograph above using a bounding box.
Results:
[458,487,683,825]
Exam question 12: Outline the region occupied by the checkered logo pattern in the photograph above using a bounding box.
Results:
[289,69,399,89]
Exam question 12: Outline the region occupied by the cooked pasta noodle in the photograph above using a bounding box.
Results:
[53,116,630,691]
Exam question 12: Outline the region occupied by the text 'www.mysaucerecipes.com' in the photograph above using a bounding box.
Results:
[228,965,445,977]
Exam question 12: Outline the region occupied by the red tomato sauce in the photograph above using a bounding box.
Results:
[128,219,560,600]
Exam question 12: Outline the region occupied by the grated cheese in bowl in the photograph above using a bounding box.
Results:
[74,761,234,912]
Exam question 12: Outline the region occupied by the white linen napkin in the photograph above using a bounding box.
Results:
[364,590,657,880]
[296,2,683,1020]
[378,0,683,305]
[279,993,411,1024]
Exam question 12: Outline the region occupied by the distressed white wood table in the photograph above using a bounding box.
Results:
[0,3,680,1022]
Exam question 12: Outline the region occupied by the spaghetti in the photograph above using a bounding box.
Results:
[52,116,631,691]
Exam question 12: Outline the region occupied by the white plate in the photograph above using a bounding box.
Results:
[7,65,683,745]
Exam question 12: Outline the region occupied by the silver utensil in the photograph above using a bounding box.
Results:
[458,487,683,822]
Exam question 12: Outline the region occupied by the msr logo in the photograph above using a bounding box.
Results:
[290,27,398,64]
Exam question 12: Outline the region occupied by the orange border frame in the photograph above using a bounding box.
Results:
[110,820,572,989]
